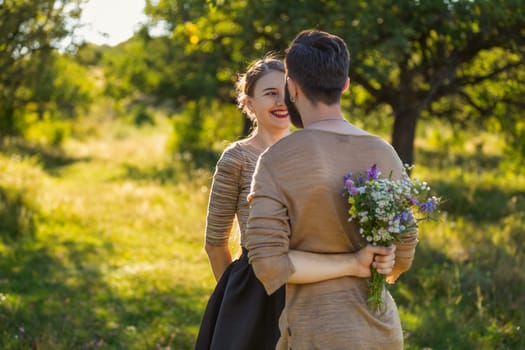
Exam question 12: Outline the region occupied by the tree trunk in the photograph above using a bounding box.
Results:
[0,100,15,140]
[391,107,419,166]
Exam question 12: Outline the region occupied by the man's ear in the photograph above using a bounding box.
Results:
[287,77,298,99]
[342,78,350,93]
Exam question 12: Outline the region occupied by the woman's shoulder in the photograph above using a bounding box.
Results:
[214,141,243,170]
[218,140,260,167]
[224,139,262,153]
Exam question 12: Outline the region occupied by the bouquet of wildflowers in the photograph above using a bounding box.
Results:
[343,164,440,312]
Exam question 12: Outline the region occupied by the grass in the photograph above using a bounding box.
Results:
[1,115,524,349]
[395,125,525,349]
[0,116,214,349]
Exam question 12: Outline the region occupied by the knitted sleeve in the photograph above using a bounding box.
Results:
[204,144,243,246]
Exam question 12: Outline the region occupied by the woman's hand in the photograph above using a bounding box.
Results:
[353,244,396,278]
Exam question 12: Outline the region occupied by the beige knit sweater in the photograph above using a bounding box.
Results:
[246,129,418,350]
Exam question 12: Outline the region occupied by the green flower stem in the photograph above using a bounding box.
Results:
[368,265,387,313]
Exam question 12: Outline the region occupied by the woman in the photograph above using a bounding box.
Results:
[246,30,416,350]
[194,56,290,350]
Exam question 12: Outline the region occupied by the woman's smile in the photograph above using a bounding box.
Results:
[271,108,289,119]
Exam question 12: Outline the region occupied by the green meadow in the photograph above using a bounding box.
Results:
[0,115,523,349]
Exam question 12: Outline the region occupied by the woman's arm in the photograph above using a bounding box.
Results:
[204,145,243,282]
[205,243,233,282]
[287,244,396,284]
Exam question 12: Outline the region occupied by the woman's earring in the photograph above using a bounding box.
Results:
[290,95,296,103]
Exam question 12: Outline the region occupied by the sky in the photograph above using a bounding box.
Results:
[77,0,147,46]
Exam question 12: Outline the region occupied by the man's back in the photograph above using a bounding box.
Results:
[253,129,403,253]
[246,129,406,349]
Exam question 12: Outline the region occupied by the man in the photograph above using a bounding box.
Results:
[245,30,418,350]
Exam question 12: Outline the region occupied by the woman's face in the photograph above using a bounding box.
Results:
[247,70,290,132]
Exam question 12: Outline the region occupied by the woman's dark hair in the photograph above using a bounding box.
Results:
[236,54,285,120]
[285,30,350,105]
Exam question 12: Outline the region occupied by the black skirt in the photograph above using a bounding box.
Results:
[195,249,285,350]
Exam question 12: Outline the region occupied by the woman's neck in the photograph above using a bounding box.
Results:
[251,128,289,150]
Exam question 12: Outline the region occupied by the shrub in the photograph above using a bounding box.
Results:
[0,154,42,243]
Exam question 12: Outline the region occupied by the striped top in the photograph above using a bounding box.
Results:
[205,141,262,247]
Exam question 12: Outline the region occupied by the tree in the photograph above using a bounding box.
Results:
[0,0,84,139]
[337,0,525,165]
[32,53,95,120]
[143,0,525,165]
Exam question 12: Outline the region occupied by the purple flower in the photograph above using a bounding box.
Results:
[367,164,381,180]
[419,198,437,213]
[344,174,354,191]
[391,215,401,225]
[344,173,360,195]
[410,196,419,205]
[401,211,413,223]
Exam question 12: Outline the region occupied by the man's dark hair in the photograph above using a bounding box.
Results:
[285,30,350,105]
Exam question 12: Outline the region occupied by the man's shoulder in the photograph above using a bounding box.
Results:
[260,131,309,159]
[271,130,312,149]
